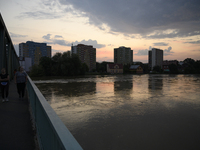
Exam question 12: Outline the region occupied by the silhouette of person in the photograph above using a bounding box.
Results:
[14,66,27,99]
[0,68,10,102]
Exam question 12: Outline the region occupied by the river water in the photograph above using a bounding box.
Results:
[34,74,200,150]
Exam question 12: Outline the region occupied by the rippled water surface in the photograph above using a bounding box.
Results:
[35,74,200,150]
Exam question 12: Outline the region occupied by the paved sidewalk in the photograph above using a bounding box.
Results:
[0,80,36,150]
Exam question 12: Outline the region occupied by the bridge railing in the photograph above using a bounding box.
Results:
[27,76,83,150]
[0,13,20,79]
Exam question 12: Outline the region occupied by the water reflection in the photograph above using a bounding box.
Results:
[114,81,133,92]
[148,75,163,90]
[34,74,200,150]
[36,82,96,99]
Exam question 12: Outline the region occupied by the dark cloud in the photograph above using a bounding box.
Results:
[59,0,200,39]
[20,0,200,39]
[153,42,169,46]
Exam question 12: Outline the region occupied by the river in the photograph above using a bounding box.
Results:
[34,74,200,150]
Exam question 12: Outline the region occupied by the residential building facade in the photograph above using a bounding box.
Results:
[19,56,32,72]
[114,46,133,65]
[130,65,143,73]
[71,44,96,71]
[148,48,163,70]
[107,64,123,74]
[19,41,51,66]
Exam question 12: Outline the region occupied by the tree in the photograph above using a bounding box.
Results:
[39,57,52,76]
[60,52,71,75]
[183,58,195,66]
[29,65,44,77]
[123,64,131,74]
[80,63,89,75]
[143,64,149,73]
[31,51,94,76]
[70,54,82,75]
[153,65,162,73]
[183,58,196,74]
[169,64,178,74]
[96,62,100,72]
[194,60,200,73]
[52,52,62,75]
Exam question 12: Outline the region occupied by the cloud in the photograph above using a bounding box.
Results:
[42,34,69,46]
[54,35,63,38]
[42,34,105,48]
[136,46,174,56]
[17,0,84,20]
[53,39,69,46]
[42,34,51,40]
[107,44,115,47]
[184,40,200,44]
[71,39,106,48]
[10,32,27,38]
[18,0,66,19]
[59,0,200,39]
[192,49,200,52]
[135,49,149,56]
[164,46,174,56]
[52,49,63,53]
[97,57,113,62]
[17,0,200,39]
[19,11,63,19]
[153,42,169,46]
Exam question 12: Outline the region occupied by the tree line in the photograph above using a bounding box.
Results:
[30,54,200,77]
[30,52,89,77]
[152,58,200,74]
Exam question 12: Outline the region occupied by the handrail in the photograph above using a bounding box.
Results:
[27,76,83,150]
[0,13,20,79]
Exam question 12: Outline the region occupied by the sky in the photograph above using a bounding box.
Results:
[0,0,200,63]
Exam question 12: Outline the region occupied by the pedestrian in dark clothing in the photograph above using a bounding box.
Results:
[14,67,27,99]
[0,68,9,102]
[14,69,17,75]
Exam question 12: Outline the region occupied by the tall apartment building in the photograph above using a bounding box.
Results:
[19,41,51,66]
[148,48,163,70]
[71,44,96,71]
[114,46,133,65]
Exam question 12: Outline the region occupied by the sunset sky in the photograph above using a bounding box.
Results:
[0,0,200,63]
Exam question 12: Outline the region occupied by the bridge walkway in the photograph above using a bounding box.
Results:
[0,80,37,150]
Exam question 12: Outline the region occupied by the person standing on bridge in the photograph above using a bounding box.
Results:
[0,68,10,102]
[14,66,27,99]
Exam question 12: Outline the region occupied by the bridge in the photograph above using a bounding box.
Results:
[0,13,83,150]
